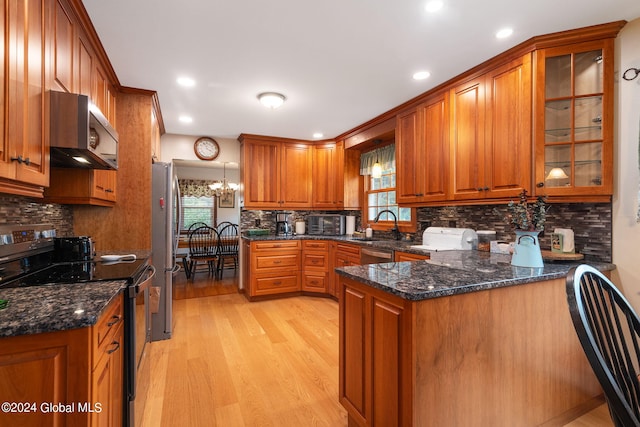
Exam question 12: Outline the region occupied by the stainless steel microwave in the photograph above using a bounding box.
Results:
[307,215,346,235]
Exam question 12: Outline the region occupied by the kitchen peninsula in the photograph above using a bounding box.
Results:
[335,251,615,427]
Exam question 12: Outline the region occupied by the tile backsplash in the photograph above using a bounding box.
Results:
[0,195,73,236]
[241,202,612,262]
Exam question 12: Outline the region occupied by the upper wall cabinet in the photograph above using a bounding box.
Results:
[0,0,52,197]
[396,90,449,205]
[240,135,313,209]
[449,54,532,201]
[534,39,614,199]
[312,142,344,209]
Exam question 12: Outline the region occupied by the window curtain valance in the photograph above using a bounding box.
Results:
[178,179,218,198]
[360,144,395,176]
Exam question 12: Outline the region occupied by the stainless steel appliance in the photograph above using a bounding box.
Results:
[50,90,119,170]
[151,162,181,341]
[275,212,291,236]
[308,214,346,235]
[360,247,393,264]
[0,224,152,427]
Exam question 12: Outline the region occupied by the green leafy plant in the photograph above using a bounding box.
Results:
[502,190,547,231]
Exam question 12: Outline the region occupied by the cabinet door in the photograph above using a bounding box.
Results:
[241,140,281,208]
[52,0,74,93]
[397,93,449,205]
[484,54,532,199]
[534,39,614,198]
[340,282,368,424]
[280,142,312,208]
[93,169,117,202]
[312,142,344,209]
[449,77,486,200]
[0,0,50,189]
[396,107,423,203]
[92,324,123,427]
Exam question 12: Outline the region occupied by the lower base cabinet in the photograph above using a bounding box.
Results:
[339,276,413,427]
[0,294,124,427]
[248,240,301,298]
[338,275,603,426]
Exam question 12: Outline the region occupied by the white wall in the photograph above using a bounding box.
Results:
[613,18,640,310]
[160,133,241,225]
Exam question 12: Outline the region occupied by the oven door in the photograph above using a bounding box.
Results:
[126,264,154,427]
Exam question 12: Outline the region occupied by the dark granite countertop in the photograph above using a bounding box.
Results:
[0,251,151,338]
[336,250,615,301]
[0,280,126,337]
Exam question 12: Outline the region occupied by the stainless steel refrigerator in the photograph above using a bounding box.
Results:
[151,161,181,341]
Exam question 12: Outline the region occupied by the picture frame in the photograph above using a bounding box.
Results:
[218,191,235,208]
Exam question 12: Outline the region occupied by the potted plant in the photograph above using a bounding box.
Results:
[502,190,547,268]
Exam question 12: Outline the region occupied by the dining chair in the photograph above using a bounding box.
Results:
[216,223,239,278]
[566,264,640,427]
[188,225,219,279]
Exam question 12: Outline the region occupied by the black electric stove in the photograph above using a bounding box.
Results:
[2,258,149,288]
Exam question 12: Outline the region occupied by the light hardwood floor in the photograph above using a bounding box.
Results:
[141,271,613,427]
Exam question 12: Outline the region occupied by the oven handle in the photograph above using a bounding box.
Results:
[137,265,156,294]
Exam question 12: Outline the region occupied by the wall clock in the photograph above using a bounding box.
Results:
[193,137,220,161]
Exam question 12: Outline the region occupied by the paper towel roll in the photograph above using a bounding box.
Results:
[295,221,305,235]
[554,228,575,253]
[346,216,356,236]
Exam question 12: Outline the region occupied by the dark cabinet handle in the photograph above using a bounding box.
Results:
[483,187,489,191]
[273,281,281,285]
[107,340,120,354]
[10,155,29,165]
[107,315,121,327]
[536,182,545,188]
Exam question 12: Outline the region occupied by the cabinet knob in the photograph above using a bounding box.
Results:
[536,182,545,188]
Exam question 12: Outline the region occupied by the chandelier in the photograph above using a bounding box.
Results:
[209,163,239,196]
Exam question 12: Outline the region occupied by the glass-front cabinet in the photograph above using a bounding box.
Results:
[534,39,614,198]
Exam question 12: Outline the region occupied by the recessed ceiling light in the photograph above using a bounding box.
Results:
[496,28,513,39]
[258,92,286,109]
[179,115,193,123]
[177,76,195,87]
[313,133,324,139]
[413,71,431,80]
[425,0,443,13]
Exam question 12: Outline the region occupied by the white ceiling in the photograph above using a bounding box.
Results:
[83,0,640,142]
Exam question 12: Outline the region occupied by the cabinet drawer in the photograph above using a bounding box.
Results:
[302,272,327,292]
[303,240,329,251]
[303,253,328,270]
[252,273,300,296]
[253,240,301,251]
[93,294,124,365]
[394,251,430,262]
[336,243,360,257]
[254,253,300,270]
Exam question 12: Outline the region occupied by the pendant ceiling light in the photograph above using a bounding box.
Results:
[209,163,239,196]
[371,151,382,179]
[258,92,286,109]
[545,167,569,180]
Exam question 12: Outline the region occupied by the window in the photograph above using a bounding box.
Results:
[181,196,215,230]
[364,166,413,230]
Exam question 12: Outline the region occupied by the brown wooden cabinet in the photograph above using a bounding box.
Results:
[0,294,124,427]
[449,54,532,201]
[302,240,330,293]
[312,142,344,209]
[396,91,449,205]
[248,240,301,298]
[0,0,51,197]
[394,251,429,262]
[339,276,413,427]
[91,293,124,427]
[44,167,117,206]
[332,242,360,299]
[280,142,313,208]
[534,39,614,199]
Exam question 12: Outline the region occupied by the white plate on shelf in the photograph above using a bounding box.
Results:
[100,254,137,262]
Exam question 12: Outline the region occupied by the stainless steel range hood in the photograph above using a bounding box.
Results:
[50,91,118,170]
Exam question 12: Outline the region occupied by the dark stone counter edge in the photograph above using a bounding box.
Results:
[335,260,616,301]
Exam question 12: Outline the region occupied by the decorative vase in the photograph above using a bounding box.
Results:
[511,230,544,268]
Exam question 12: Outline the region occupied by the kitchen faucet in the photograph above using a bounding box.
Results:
[374,209,401,240]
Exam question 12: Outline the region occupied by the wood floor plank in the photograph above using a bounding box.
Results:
[141,275,608,427]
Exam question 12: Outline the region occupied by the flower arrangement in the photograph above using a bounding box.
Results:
[502,190,548,231]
